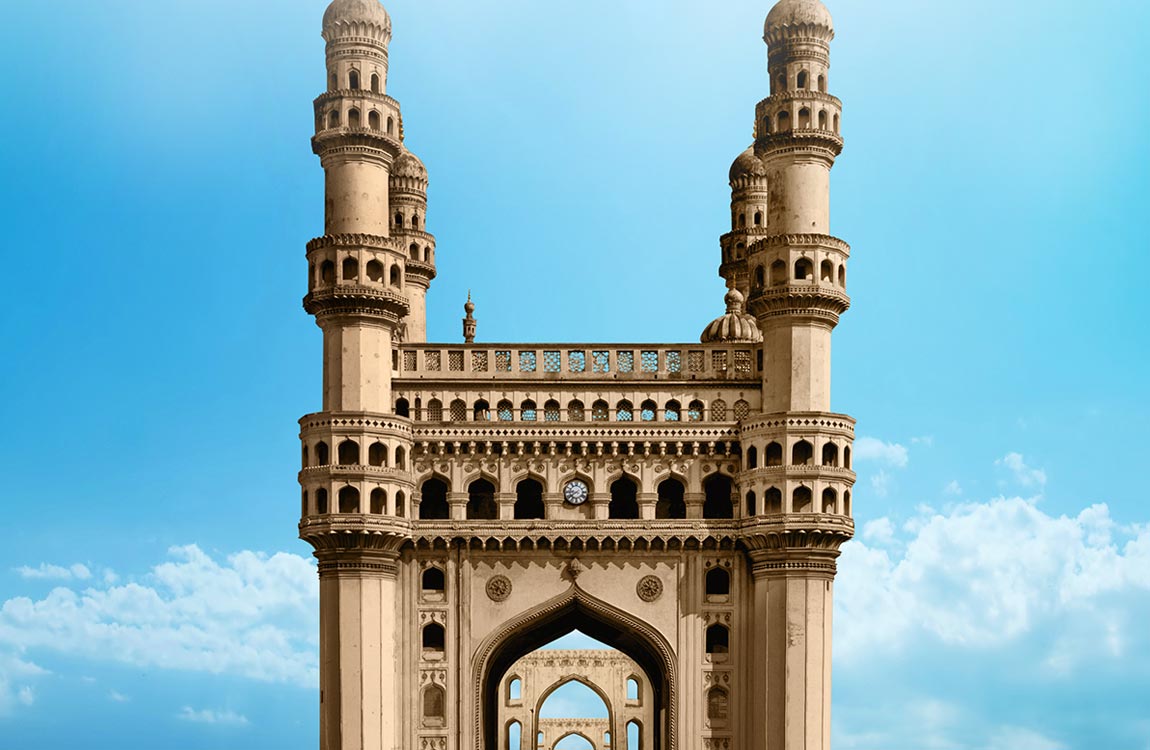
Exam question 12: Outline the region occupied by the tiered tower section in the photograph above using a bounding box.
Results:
[735,2,855,749]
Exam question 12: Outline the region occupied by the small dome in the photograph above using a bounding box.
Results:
[323,0,391,31]
[701,287,762,344]
[392,148,427,180]
[729,147,768,183]
[765,0,833,36]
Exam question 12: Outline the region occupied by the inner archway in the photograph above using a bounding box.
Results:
[478,588,673,750]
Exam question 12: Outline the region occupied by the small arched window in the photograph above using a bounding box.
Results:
[338,486,360,514]
[411,213,420,229]
[514,478,545,520]
[496,400,513,421]
[508,678,522,702]
[369,488,385,514]
[473,399,490,422]
[421,567,445,593]
[544,399,561,422]
[765,442,783,466]
[320,261,335,284]
[738,213,746,228]
[707,686,730,724]
[609,476,639,519]
[688,400,704,422]
[394,396,409,417]
[419,477,449,519]
[427,399,443,422]
[368,110,381,130]
[394,446,405,470]
[466,478,497,520]
[844,490,852,515]
[370,73,380,93]
[754,265,766,289]
[347,108,361,128]
[797,70,808,89]
[390,265,402,287]
[818,74,827,92]
[844,445,852,469]
[776,72,786,91]
[328,110,340,128]
[820,259,834,282]
[315,488,329,514]
[664,400,681,422]
[793,486,813,513]
[822,487,838,514]
[706,624,729,655]
[394,212,403,228]
[315,440,330,466]
[338,439,359,465]
[822,442,839,467]
[703,475,734,519]
[626,677,640,702]
[794,258,814,281]
[818,110,828,130]
[423,684,445,719]
[746,446,758,469]
[762,116,772,135]
[422,623,445,652]
[616,400,634,422]
[711,399,727,420]
[705,567,730,598]
[640,399,657,422]
[341,257,358,282]
[369,442,387,467]
[366,259,384,283]
[395,490,406,517]
[833,113,840,134]
[410,243,420,260]
[387,116,395,135]
[798,107,811,129]
[777,110,790,131]
[839,264,847,286]
[568,400,585,421]
[793,440,814,465]
[745,490,756,516]
[770,259,787,286]
[656,478,686,519]
[520,400,537,422]
[765,487,782,514]
[753,211,762,226]
[348,70,360,90]
[591,400,610,422]
[329,72,337,90]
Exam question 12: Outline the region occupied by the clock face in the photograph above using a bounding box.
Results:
[563,479,589,506]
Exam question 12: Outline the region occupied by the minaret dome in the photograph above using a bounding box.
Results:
[323,0,392,34]
[764,0,834,38]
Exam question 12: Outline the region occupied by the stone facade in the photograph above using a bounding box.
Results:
[296,1,855,749]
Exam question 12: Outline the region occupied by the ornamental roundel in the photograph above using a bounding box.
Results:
[486,575,513,602]
[636,575,663,602]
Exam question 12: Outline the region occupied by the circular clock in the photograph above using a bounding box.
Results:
[563,479,589,506]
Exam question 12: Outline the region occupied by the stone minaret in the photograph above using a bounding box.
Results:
[299,1,419,748]
[739,1,854,749]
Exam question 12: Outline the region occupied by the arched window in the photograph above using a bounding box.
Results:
[427,398,443,422]
[387,116,395,135]
[839,264,846,286]
[627,722,641,750]
[746,446,758,469]
[497,400,514,421]
[763,115,772,135]
[844,445,852,469]
[616,400,633,422]
[543,399,560,422]
[703,475,734,519]
[797,70,808,89]
[520,399,537,421]
[366,259,384,282]
[315,488,329,514]
[567,399,585,421]
[707,686,730,724]
[798,107,811,129]
[348,70,360,90]
[395,490,406,517]
[422,623,445,653]
[765,441,783,466]
[734,399,750,421]
[820,259,834,282]
[711,399,727,420]
[706,567,730,598]
[338,486,360,513]
[627,677,640,701]
[368,442,387,467]
[818,109,828,130]
[770,259,787,286]
[301,489,308,516]
[449,399,467,421]
[793,440,814,465]
[833,113,840,134]
[746,489,757,516]
[348,108,361,128]
[342,256,358,281]
[338,439,359,465]
[473,399,490,422]
[424,246,432,262]
[640,399,657,422]
[818,74,826,92]
[421,567,445,593]
[507,677,522,702]
[765,487,782,514]
[395,445,405,469]
[738,213,746,228]
[368,110,381,130]
[514,478,545,519]
[320,260,335,284]
[753,210,762,226]
[706,623,730,655]
[688,400,704,421]
[301,444,309,468]
[328,110,340,128]
[822,487,838,514]
[609,476,639,519]
[466,478,497,520]
[419,478,449,519]
[395,397,410,418]
[329,72,337,90]
[777,110,790,131]
[793,486,813,513]
[656,478,686,519]
[508,720,520,750]
[315,440,330,466]
[369,488,385,514]
[844,490,852,515]
[822,442,839,466]
[409,243,420,260]
[422,684,445,719]
[370,73,380,93]
[591,400,609,422]
[754,264,766,289]
[795,258,814,280]
[390,265,402,287]
[411,213,420,229]
[394,211,403,228]
[664,400,681,421]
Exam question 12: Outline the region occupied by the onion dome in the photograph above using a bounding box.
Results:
[764,0,834,37]
[701,287,762,344]
[729,147,768,185]
[323,0,392,37]
[392,148,427,180]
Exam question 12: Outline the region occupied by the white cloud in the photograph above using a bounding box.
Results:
[944,480,962,496]
[108,690,130,703]
[177,706,250,726]
[836,498,1150,659]
[854,437,909,468]
[0,545,318,687]
[15,563,91,581]
[996,452,1047,488]
[862,517,896,545]
[0,655,47,716]
[985,726,1066,750]
[871,469,892,497]
[911,436,935,447]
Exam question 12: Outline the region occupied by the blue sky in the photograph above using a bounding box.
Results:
[1,0,1148,747]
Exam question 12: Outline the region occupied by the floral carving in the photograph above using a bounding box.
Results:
[486,574,512,602]
[636,575,663,602]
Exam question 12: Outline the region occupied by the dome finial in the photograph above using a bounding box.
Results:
[462,291,477,343]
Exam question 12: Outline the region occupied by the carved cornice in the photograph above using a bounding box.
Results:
[746,232,851,255]
[755,130,843,160]
[404,260,437,283]
[313,89,400,110]
[740,411,856,435]
[301,516,410,559]
[312,129,402,159]
[746,284,850,324]
[307,233,403,252]
[742,464,856,482]
[298,465,415,484]
[757,90,843,110]
[303,285,409,323]
[299,411,414,434]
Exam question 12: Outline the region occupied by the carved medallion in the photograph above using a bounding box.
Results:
[636,575,663,602]
[485,575,512,602]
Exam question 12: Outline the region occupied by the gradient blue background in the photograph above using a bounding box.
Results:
[1,0,1148,748]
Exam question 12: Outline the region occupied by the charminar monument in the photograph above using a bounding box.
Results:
[296,0,855,748]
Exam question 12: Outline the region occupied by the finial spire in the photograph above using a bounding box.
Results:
[463,291,477,344]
